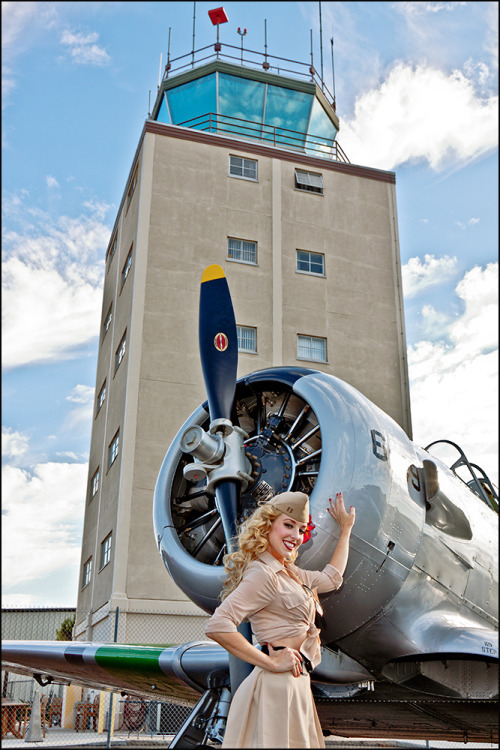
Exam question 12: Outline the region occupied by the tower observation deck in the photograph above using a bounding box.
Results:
[150,41,349,164]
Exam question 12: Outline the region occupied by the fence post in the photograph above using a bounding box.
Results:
[106,607,119,748]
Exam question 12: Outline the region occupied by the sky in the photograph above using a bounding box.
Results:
[2,1,498,609]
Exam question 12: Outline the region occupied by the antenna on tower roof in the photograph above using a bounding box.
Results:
[330,35,336,111]
[158,53,163,89]
[166,27,172,77]
[319,1,324,90]
[192,1,196,68]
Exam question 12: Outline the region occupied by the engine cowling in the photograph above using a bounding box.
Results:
[153,366,423,643]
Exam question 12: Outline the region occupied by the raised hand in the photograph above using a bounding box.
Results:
[327,492,355,532]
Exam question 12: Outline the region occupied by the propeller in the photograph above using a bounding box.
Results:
[198,264,240,550]
[197,264,253,694]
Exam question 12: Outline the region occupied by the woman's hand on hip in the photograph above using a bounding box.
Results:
[267,644,303,678]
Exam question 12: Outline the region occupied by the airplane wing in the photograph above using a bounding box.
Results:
[2,639,498,743]
[1,640,227,705]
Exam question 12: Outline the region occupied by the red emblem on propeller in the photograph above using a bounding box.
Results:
[214,332,229,352]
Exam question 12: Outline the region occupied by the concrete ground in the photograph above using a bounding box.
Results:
[1,726,496,749]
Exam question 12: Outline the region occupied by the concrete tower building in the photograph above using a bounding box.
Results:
[75,40,411,642]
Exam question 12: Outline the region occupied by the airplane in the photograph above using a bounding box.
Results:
[2,265,498,747]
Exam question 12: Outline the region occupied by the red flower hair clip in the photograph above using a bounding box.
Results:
[303,514,316,544]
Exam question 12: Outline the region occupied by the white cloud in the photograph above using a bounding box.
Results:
[409,263,498,485]
[398,2,466,15]
[46,175,59,189]
[1,1,58,104]
[402,254,458,298]
[341,63,498,171]
[60,28,110,66]
[65,385,95,430]
[1,461,87,587]
[2,427,29,459]
[2,201,109,370]
[419,304,454,341]
[456,217,480,229]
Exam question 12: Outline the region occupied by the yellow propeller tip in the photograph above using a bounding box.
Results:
[201,264,225,283]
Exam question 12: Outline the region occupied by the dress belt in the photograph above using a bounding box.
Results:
[260,644,313,674]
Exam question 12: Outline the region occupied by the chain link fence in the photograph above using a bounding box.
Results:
[1,607,497,748]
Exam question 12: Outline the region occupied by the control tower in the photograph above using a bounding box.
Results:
[75,27,411,642]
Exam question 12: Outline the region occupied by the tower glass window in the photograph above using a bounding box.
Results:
[154,63,341,161]
[100,533,112,570]
[264,84,311,150]
[218,74,266,138]
[237,326,257,353]
[297,335,327,362]
[229,155,257,180]
[228,238,257,265]
[82,558,92,589]
[166,73,216,128]
[108,431,120,469]
[296,250,325,276]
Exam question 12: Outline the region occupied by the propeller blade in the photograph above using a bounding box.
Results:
[214,481,239,553]
[199,265,238,425]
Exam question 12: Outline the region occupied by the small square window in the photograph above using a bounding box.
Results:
[108,430,120,469]
[295,169,324,194]
[229,155,258,181]
[228,238,257,265]
[296,250,325,276]
[121,246,133,290]
[90,468,100,499]
[115,331,127,372]
[297,334,327,362]
[82,557,92,588]
[100,533,112,570]
[103,304,113,339]
[237,325,257,353]
[96,381,106,415]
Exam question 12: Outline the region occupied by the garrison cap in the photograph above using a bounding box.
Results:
[267,491,309,524]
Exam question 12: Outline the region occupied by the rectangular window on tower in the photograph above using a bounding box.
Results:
[100,533,112,570]
[108,430,120,469]
[227,238,258,265]
[103,304,113,340]
[297,334,327,362]
[296,250,325,276]
[115,331,127,373]
[96,380,106,416]
[121,246,133,291]
[106,232,118,267]
[295,169,324,194]
[229,155,258,181]
[126,165,139,211]
[90,468,100,499]
[82,557,92,589]
[237,325,257,353]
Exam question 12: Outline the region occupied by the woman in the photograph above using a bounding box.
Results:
[205,490,355,748]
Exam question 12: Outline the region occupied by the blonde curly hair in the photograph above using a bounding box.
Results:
[220,503,299,600]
